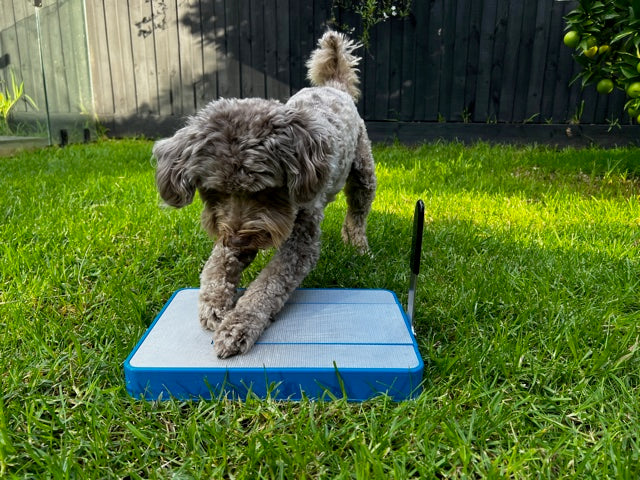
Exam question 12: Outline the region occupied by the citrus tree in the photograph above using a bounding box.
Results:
[563,0,640,122]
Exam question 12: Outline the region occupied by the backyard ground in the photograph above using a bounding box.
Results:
[1,139,639,478]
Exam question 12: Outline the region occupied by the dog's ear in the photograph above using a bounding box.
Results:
[276,108,332,204]
[153,130,198,208]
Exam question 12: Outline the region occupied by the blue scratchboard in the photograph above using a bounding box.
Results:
[124,288,423,401]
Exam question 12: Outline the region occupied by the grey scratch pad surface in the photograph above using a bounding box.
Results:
[124,288,423,401]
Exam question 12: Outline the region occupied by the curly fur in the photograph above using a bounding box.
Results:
[153,30,376,358]
[306,31,362,101]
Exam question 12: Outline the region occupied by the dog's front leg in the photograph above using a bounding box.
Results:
[199,242,257,331]
[214,209,322,358]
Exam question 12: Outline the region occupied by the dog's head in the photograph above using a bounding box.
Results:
[153,98,331,250]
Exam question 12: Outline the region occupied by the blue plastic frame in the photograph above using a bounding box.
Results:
[124,288,424,401]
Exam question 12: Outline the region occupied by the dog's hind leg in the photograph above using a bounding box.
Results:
[341,125,376,253]
[213,208,323,358]
[199,243,257,331]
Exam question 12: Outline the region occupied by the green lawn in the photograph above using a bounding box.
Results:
[1,139,639,478]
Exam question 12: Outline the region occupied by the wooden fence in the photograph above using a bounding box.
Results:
[1,0,638,145]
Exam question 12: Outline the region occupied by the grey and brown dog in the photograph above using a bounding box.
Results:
[153,31,376,358]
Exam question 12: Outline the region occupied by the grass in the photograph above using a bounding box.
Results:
[1,139,640,478]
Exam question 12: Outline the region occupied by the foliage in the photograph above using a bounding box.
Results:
[0,69,38,135]
[563,0,640,121]
[332,0,412,47]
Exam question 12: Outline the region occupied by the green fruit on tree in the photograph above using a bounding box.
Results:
[629,106,640,116]
[584,46,598,58]
[598,45,610,55]
[596,79,614,95]
[637,62,640,74]
[637,113,640,124]
[563,31,580,48]
[627,82,640,98]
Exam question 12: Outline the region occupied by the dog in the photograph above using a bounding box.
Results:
[153,31,376,358]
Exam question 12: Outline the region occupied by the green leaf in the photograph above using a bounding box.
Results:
[23,94,38,111]
[611,29,635,43]
[581,70,596,88]
[620,65,639,78]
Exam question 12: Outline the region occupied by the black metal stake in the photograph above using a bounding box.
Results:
[407,199,424,330]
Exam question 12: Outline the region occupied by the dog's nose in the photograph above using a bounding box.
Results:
[228,235,250,248]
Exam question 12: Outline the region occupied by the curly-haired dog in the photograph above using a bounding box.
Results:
[153,31,376,358]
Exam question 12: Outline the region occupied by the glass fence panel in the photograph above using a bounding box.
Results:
[0,0,94,153]
[0,0,50,152]
[38,0,95,145]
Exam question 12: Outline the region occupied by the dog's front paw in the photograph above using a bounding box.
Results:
[198,301,225,331]
[214,311,265,358]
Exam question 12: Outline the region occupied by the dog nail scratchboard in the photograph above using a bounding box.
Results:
[124,201,425,401]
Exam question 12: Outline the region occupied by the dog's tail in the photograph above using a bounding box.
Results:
[306,30,362,101]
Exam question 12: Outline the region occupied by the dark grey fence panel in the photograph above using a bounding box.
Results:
[76,0,634,138]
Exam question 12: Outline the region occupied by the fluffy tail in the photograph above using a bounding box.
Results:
[306,30,362,101]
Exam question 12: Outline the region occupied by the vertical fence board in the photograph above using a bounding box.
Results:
[498,1,523,122]
[411,0,430,121]
[542,0,566,122]
[65,1,91,114]
[249,0,266,99]
[399,14,416,121]
[488,0,509,122]
[300,0,315,89]
[512,1,538,122]
[360,18,376,118]
[160,0,181,115]
[438,0,456,120]
[464,0,482,121]
[42,3,68,112]
[176,0,200,114]
[218,0,240,99]
[524,1,550,122]
[608,91,627,124]
[287,0,302,93]
[288,0,314,94]
[474,0,497,122]
[106,2,138,116]
[373,22,390,119]
[199,0,218,106]
[386,18,403,119]
[85,1,114,116]
[312,0,330,41]
[129,0,157,115]
[449,0,471,121]
[422,0,443,121]
[274,0,291,101]
[239,0,251,97]
[553,2,579,123]
[264,0,278,100]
